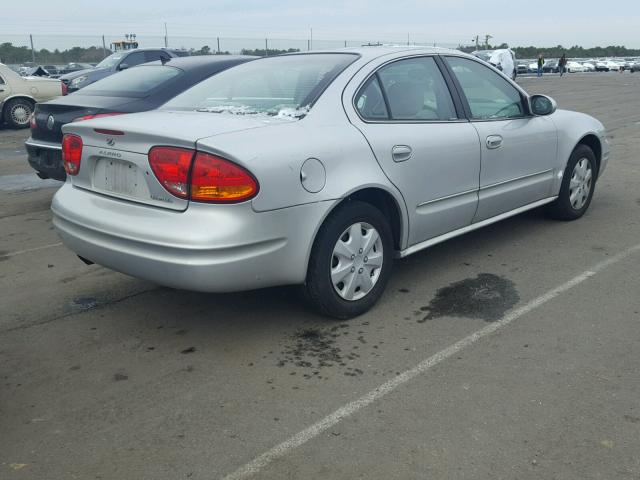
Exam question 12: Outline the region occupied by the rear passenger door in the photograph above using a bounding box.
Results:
[443,56,557,221]
[349,56,481,246]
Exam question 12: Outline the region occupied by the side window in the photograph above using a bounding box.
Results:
[446,56,524,120]
[145,51,169,63]
[122,52,146,68]
[355,76,388,120]
[376,57,457,121]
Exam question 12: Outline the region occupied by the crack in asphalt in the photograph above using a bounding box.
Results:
[0,287,160,336]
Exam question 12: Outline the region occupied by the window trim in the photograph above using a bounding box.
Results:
[440,54,533,122]
[352,54,468,125]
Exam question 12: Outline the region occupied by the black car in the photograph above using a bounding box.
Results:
[60,48,188,92]
[26,55,254,180]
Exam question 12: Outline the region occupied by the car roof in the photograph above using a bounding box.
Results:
[288,46,464,61]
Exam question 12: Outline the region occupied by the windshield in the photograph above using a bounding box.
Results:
[95,52,125,69]
[77,65,182,97]
[163,53,357,117]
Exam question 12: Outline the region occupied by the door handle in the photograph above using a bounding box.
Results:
[486,135,503,149]
[392,145,413,162]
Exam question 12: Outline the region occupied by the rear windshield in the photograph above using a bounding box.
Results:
[77,65,182,97]
[163,53,357,117]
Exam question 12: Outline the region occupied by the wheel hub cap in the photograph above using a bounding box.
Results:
[11,105,30,125]
[331,222,383,301]
[569,158,593,210]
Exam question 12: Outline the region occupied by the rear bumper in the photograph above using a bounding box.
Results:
[52,184,333,292]
[25,138,66,180]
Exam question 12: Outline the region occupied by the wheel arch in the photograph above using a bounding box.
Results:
[2,94,36,117]
[575,133,602,177]
[304,185,409,280]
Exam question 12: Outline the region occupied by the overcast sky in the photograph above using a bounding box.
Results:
[1,0,638,48]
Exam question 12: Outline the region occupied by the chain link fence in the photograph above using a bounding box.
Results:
[1,34,460,66]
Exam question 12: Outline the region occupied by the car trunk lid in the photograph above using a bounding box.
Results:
[63,110,289,211]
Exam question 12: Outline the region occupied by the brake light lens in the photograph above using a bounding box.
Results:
[29,113,37,130]
[191,152,259,202]
[62,134,83,176]
[148,147,194,199]
[72,112,125,122]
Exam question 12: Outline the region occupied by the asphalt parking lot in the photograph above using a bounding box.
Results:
[1,72,640,479]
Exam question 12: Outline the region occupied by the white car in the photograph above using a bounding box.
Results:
[0,63,66,128]
[606,61,623,71]
[566,61,586,73]
[581,62,596,72]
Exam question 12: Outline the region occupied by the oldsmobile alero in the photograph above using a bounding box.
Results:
[52,47,609,318]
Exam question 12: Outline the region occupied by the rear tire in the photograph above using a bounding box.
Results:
[304,200,394,319]
[3,98,33,129]
[546,144,597,220]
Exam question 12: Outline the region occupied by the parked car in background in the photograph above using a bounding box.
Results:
[58,63,93,75]
[543,60,559,73]
[581,61,596,72]
[26,55,254,180]
[516,62,528,74]
[52,47,609,318]
[566,61,586,73]
[595,61,610,72]
[629,61,640,72]
[60,48,184,92]
[43,65,60,76]
[1,63,66,128]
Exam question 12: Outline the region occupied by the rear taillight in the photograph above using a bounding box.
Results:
[191,152,259,203]
[29,114,37,130]
[62,134,83,176]
[147,148,259,203]
[72,112,125,122]
[148,147,194,199]
[61,82,68,96]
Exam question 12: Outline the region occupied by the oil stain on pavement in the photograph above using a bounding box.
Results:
[419,273,519,322]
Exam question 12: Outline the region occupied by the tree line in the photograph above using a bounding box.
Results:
[0,42,109,64]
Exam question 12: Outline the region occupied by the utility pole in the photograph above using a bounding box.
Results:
[217,37,220,54]
[407,33,410,46]
[164,22,168,48]
[29,34,35,63]
[102,35,107,58]
[265,38,268,56]
[484,34,493,49]
[310,27,313,51]
[472,35,480,50]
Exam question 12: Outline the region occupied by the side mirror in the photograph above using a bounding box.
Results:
[118,63,130,71]
[530,94,557,116]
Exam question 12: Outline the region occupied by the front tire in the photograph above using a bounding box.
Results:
[304,200,394,319]
[3,98,34,129]
[547,144,597,220]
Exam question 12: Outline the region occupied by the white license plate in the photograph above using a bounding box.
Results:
[101,158,139,196]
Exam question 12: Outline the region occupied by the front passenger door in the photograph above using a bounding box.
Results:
[444,56,557,221]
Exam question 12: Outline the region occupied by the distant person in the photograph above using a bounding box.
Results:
[559,54,568,76]
[537,54,545,77]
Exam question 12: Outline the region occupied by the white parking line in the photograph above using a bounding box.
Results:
[3,242,63,258]
[222,243,640,480]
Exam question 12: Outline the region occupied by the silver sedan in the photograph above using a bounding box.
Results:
[52,47,609,318]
